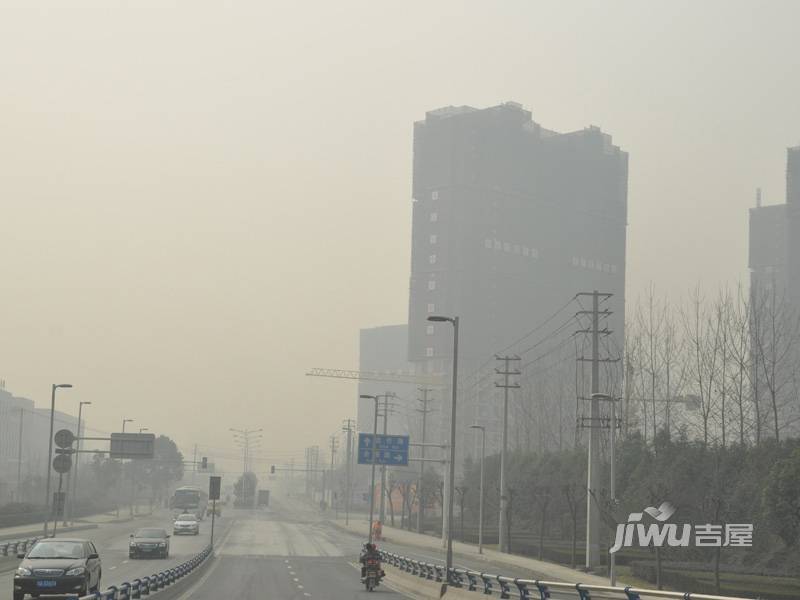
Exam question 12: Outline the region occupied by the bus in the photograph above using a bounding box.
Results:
[169,486,208,520]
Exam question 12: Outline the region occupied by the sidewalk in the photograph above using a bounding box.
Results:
[334,516,616,587]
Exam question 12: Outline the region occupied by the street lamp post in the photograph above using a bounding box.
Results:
[428,314,459,593]
[138,428,149,433]
[469,424,486,554]
[122,419,134,433]
[360,394,381,544]
[68,401,91,525]
[44,383,73,536]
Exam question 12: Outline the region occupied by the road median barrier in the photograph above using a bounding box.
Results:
[74,544,213,600]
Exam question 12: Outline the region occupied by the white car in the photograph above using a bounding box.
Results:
[172,513,200,536]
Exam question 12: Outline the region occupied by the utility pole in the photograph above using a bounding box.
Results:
[576,291,613,571]
[16,408,24,502]
[415,388,433,533]
[328,434,338,508]
[378,393,391,525]
[342,419,355,525]
[496,355,520,554]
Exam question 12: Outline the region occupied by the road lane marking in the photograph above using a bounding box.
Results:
[171,518,236,600]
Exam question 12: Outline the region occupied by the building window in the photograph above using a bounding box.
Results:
[503,242,511,252]
[580,258,587,267]
[596,261,603,271]
[603,263,610,273]
[531,248,539,258]
[430,212,438,222]
[429,254,437,264]
[427,303,435,313]
[494,240,501,250]
[523,247,530,256]
[431,191,439,200]
[611,265,618,273]
[484,238,492,249]
[426,325,435,335]
[428,280,436,290]
[426,347,434,357]
[513,244,520,254]
[430,234,438,244]
[572,257,579,266]
[588,259,594,269]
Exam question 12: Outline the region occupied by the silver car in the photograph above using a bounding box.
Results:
[172,513,200,536]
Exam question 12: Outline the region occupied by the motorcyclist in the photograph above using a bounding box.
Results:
[360,542,383,581]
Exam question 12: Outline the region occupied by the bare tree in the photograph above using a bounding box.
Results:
[750,285,800,441]
[682,285,721,447]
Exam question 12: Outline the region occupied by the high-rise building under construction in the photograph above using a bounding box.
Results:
[406,102,629,450]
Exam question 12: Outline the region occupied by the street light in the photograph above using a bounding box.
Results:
[69,401,91,525]
[44,383,73,536]
[360,394,381,544]
[122,419,134,433]
[469,424,486,554]
[138,427,149,433]
[427,314,459,593]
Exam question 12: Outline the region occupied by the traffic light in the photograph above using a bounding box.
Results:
[270,465,275,474]
[201,456,208,470]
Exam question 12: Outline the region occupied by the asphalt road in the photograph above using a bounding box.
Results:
[2,510,219,600]
[3,496,556,599]
[183,499,407,600]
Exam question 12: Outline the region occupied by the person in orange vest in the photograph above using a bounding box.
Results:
[372,520,383,541]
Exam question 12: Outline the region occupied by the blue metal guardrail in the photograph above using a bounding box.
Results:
[379,550,754,600]
[74,544,212,600]
[0,538,40,557]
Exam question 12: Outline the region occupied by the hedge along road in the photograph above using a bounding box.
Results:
[0,508,228,600]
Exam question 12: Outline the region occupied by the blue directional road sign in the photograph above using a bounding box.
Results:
[357,433,410,466]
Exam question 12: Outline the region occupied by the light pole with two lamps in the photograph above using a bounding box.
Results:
[427,314,459,594]
[44,383,73,536]
[359,394,381,544]
[469,424,486,554]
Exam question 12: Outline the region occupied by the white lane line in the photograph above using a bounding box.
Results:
[109,566,117,570]
[304,593,311,597]
[297,584,304,589]
[290,571,296,575]
[293,577,299,582]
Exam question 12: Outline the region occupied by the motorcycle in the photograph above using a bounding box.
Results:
[363,557,381,592]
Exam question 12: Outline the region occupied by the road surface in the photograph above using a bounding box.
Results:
[2,511,216,600]
[3,500,412,599]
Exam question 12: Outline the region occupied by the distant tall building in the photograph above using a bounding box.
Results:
[356,325,416,436]
[787,146,800,308]
[0,386,82,503]
[749,146,800,309]
[407,102,628,450]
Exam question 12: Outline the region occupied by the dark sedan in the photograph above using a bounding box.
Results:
[129,528,170,559]
[13,538,101,600]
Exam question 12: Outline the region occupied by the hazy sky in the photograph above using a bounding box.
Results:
[1,1,799,470]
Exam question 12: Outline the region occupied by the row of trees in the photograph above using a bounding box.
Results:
[452,435,800,592]
[627,284,800,448]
